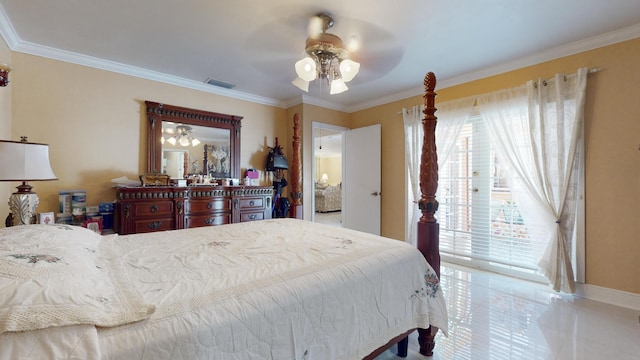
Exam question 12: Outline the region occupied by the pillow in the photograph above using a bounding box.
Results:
[0,224,154,334]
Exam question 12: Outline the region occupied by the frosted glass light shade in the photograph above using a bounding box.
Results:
[167,137,177,145]
[295,57,317,82]
[292,77,310,92]
[0,140,57,181]
[179,137,190,147]
[339,59,360,82]
[191,138,201,146]
[329,79,348,95]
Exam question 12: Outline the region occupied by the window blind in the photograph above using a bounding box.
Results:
[437,115,543,280]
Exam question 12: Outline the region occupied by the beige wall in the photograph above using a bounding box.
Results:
[316,156,342,186]
[0,37,11,223]
[5,36,639,295]
[352,37,640,294]
[10,53,287,214]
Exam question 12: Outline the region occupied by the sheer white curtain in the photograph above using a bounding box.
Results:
[403,97,475,246]
[403,105,424,246]
[476,68,588,293]
[435,97,477,169]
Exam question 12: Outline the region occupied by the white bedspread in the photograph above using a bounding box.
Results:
[1,219,447,360]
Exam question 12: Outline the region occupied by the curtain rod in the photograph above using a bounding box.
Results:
[398,67,602,115]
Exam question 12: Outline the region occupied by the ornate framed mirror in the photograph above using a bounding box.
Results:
[146,101,242,179]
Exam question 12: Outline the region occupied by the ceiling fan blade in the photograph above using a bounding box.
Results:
[308,15,324,38]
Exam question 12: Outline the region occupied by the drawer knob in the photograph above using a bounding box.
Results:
[148,221,161,229]
[249,214,257,220]
[204,218,216,225]
[207,202,214,209]
[150,205,159,213]
[249,200,255,206]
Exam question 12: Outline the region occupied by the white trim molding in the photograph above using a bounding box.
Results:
[575,283,640,311]
[2,2,639,113]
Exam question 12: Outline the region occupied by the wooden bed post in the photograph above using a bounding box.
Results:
[289,113,303,219]
[416,72,440,356]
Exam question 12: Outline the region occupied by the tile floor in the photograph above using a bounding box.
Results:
[313,213,640,359]
[375,264,640,359]
[314,211,342,227]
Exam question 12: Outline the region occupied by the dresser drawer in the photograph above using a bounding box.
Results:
[132,218,175,233]
[187,198,231,213]
[237,197,265,210]
[130,201,174,217]
[239,211,265,222]
[185,213,231,228]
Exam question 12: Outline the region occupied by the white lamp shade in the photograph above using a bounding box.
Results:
[178,137,190,147]
[191,138,201,146]
[329,79,348,95]
[295,57,317,82]
[339,59,360,82]
[0,140,57,181]
[167,137,177,145]
[292,77,310,92]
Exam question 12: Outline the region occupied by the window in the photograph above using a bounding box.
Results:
[437,115,543,281]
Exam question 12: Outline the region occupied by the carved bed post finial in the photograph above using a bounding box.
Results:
[419,72,439,223]
[290,114,303,219]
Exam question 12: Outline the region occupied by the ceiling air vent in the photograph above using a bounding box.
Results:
[205,78,236,89]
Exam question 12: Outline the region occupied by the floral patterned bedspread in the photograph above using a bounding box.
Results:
[1,219,448,359]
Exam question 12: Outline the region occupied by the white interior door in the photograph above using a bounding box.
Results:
[343,124,381,235]
[163,150,186,179]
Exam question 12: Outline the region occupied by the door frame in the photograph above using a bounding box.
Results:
[311,121,348,224]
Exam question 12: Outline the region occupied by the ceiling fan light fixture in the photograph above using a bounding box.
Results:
[329,78,348,95]
[292,13,359,95]
[292,77,310,92]
[295,57,317,81]
[339,59,360,82]
[164,124,200,147]
[178,136,190,147]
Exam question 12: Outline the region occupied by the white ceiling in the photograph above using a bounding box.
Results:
[1,0,640,112]
[314,130,342,159]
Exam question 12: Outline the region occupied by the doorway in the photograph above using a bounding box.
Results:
[312,122,346,227]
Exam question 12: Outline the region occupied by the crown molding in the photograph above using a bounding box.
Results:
[0,8,287,109]
[1,5,639,114]
[14,39,287,108]
[347,23,640,113]
[0,5,18,48]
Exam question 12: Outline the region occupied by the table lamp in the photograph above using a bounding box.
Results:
[0,138,57,226]
[320,173,329,185]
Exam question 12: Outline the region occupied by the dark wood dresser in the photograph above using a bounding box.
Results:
[116,186,273,235]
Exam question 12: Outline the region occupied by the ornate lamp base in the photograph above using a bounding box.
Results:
[8,183,40,226]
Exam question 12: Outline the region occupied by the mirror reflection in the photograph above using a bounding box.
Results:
[161,122,231,179]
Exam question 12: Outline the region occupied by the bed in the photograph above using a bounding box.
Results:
[0,72,444,359]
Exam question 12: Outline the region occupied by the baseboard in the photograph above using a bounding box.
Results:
[575,283,640,311]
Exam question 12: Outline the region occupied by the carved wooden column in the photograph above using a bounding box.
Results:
[289,114,303,219]
[416,72,441,357]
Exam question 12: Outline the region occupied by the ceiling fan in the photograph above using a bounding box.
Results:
[291,13,361,95]
[162,124,201,147]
